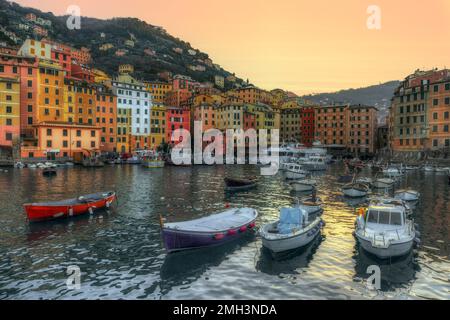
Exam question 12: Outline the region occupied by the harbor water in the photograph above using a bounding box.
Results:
[0,164,448,299]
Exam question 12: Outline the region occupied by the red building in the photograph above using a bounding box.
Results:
[71,64,95,83]
[300,107,315,146]
[50,45,72,77]
[166,106,190,144]
[165,90,192,108]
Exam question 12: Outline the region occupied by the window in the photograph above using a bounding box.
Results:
[5,133,12,141]
[378,211,390,225]
[76,141,81,148]
[46,129,52,136]
[91,141,96,148]
[76,130,81,137]
[47,140,52,147]
[63,141,68,148]
[6,106,12,113]
[63,129,68,137]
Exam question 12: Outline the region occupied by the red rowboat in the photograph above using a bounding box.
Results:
[24,191,117,222]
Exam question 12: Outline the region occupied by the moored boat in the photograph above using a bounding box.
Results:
[42,168,57,177]
[289,179,317,192]
[161,207,258,253]
[260,207,323,253]
[284,163,308,180]
[224,177,257,192]
[24,191,117,222]
[342,182,369,198]
[394,189,420,202]
[372,177,395,189]
[355,203,416,259]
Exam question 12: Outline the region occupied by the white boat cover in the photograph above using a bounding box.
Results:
[164,208,257,232]
[278,207,303,234]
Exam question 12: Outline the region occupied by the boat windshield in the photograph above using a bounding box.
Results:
[367,210,403,226]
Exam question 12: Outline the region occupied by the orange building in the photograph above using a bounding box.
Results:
[21,122,100,160]
[37,60,65,123]
[315,104,378,155]
[390,69,450,153]
[71,47,91,65]
[0,54,38,140]
[95,85,117,153]
[0,76,20,149]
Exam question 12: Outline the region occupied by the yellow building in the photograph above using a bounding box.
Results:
[92,68,110,84]
[145,81,173,104]
[149,103,166,149]
[64,78,96,125]
[0,76,20,147]
[37,60,65,123]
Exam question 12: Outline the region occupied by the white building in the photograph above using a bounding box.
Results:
[111,73,152,137]
[18,39,51,59]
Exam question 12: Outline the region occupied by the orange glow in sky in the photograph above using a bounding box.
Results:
[14,0,450,94]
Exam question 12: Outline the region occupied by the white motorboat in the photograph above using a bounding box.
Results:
[260,207,323,253]
[423,165,434,172]
[394,189,420,202]
[342,182,370,198]
[28,164,37,169]
[284,163,308,180]
[369,196,413,216]
[404,165,419,171]
[289,179,317,192]
[300,155,327,171]
[355,203,416,258]
[372,178,395,189]
[435,167,449,173]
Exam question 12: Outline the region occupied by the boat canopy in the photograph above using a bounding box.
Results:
[277,207,305,234]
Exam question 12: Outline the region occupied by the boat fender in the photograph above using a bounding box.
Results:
[88,207,94,215]
[106,201,110,208]
[239,226,247,233]
[69,207,73,216]
[415,231,421,238]
[248,222,256,229]
[227,229,237,235]
[214,233,225,240]
[414,238,421,246]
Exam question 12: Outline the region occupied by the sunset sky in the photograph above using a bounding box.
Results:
[14,0,450,95]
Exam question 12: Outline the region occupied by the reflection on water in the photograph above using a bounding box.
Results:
[0,164,448,299]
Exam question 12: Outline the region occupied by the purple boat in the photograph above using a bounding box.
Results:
[162,207,258,253]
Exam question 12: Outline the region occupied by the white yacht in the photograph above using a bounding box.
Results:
[355,203,416,258]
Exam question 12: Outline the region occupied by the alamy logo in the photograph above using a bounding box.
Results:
[66,5,81,30]
[366,265,381,290]
[66,265,81,290]
[170,121,280,175]
[366,5,381,30]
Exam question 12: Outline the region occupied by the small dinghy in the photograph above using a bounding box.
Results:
[284,163,308,180]
[372,177,395,189]
[224,177,257,192]
[260,207,323,253]
[297,195,323,216]
[394,189,420,202]
[42,168,57,177]
[24,191,117,222]
[342,182,369,198]
[161,207,258,253]
[423,165,434,172]
[289,179,317,192]
[355,203,416,259]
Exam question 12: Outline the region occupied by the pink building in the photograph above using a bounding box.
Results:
[166,106,190,144]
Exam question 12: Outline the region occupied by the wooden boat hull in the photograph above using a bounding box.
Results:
[24,191,116,222]
[162,208,258,253]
